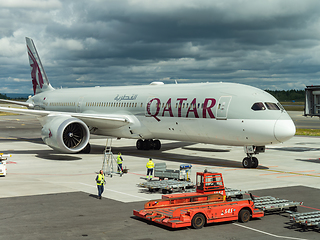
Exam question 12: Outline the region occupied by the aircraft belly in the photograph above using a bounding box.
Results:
[140,117,191,141]
[114,117,278,146]
[201,119,277,146]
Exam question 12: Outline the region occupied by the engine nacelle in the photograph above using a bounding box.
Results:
[41,115,90,153]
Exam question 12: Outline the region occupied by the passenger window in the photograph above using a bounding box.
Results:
[251,102,266,111]
[265,102,280,110]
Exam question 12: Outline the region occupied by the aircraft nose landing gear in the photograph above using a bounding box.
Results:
[242,156,258,168]
[243,146,265,168]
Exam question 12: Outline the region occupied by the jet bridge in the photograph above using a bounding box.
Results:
[305,85,320,117]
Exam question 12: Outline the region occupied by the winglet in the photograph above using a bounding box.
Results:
[26,37,54,95]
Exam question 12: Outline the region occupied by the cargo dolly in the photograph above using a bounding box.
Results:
[289,211,320,232]
[154,163,192,180]
[138,180,247,197]
[138,179,195,194]
[252,196,303,212]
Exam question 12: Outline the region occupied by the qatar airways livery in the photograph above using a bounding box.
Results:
[0,38,296,168]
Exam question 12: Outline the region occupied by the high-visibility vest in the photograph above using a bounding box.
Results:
[146,160,154,169]
[117,154,123,164]
[96,174,105,186]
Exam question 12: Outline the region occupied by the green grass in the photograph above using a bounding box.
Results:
[295,129,320,136]
[281,102,304,111]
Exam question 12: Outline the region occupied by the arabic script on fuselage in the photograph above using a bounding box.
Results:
[114,94,138,101]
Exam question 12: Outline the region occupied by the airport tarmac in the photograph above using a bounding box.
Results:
[0,113,320,239]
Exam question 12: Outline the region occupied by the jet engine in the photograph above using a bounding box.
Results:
[41,116,90,153]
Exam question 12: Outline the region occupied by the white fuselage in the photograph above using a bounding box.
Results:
[29,82,295,146]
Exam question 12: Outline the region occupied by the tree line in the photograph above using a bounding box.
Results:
[265,90,305,102]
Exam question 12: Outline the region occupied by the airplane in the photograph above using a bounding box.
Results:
[0,37,296,168]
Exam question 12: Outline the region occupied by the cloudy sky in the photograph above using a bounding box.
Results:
[1,0,320,94]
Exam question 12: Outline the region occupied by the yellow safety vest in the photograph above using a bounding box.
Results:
[96,174,105,186]
[146,160,154,169]
[117,154,123,164]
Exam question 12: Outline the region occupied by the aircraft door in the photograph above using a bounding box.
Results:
[216,96,232,120]
[76,97,84,113]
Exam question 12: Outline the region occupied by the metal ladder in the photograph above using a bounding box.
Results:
[101,139,122,177]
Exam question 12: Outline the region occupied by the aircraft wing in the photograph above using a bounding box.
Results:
[0,106,130,128]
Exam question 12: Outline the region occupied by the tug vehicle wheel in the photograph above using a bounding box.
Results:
[191,213,206,229]
[238,209,251,223]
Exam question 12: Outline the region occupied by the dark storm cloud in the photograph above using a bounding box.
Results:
[1,0,320,93]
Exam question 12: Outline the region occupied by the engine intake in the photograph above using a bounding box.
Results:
[41,116,90,153]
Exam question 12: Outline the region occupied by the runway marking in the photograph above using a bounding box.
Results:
[258,169,320,178]
[6,161,17,164]
[224,168,246,171]
[302,205,320,211]
[0,137,17,140]
[9,172,95,176]
[79,182,149,200]
[259,172,287,176]
[127,172,146,176]
[233,223,308,240]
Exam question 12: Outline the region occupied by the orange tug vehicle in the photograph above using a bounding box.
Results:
[133,171,264,229]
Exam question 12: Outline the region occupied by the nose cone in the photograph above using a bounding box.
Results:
[274,114,296,143]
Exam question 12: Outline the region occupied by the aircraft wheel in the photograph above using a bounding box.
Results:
[251,157,259,168]
[80,143,91,153]
[153,140,161,150]
[242,157,252,168]
[144,140,151,150]
[136,139,143,150]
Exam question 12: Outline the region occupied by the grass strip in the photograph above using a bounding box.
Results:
[296,129,320,136]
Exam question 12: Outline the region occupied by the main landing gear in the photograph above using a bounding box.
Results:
[136,139,161,150]
[242,145,265,169]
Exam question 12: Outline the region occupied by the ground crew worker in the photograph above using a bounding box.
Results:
[95,170,105,199]
[146,158,154,179]
[117,152,123,173]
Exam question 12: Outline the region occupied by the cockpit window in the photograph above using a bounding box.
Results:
[251,102,266,111]
[277,102,285,111]
[265,102,280,110]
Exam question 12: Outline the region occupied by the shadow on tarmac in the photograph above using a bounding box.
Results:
[1,136,269,169]
[295,158,320,164]
[90,142,269,170]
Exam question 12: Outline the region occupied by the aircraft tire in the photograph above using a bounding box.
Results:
[144,140,151,150]
[136,139,144,150]
[251,157,259,168]
[242,157,252,168]
[79,143,91,154]
[153,140,161,150]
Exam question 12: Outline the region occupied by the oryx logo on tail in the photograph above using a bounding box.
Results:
[25,37,54,95]
[28,46,44,95]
